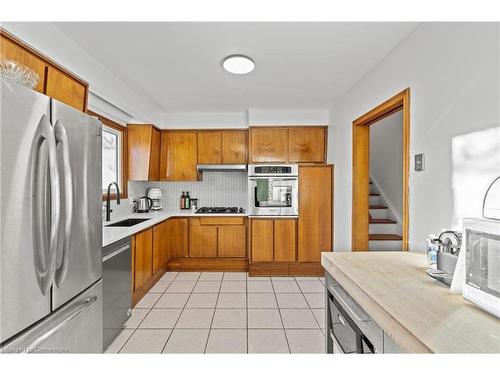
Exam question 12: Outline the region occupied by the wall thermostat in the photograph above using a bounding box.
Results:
[415,153,425,171]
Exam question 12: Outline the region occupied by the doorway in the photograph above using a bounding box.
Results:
[351,88,410,251]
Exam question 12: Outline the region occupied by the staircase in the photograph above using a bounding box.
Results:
[368,180,402,251]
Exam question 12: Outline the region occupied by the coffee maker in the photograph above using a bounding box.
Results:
[147,188,163,211]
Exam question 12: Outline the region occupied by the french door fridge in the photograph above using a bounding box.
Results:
[0,79,103,353]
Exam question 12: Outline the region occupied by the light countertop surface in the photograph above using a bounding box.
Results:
[102,210,247,247]
[321,251,500,353]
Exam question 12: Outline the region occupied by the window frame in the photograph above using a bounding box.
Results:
[87,110,128,200]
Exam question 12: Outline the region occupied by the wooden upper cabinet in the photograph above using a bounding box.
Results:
[128,124,160,181]
[198,131,222,164]
[274,219,297,261]
[297,165,333,262]
[251,219,274,261]
[218,226,247,258]
[289,127,326,163]
[45,67,86,111]
[249,126,327,163]
[249,128,289,163]
[222,130,247,163]
[1,30,88,112]
[0,34,46,93]
[134,228,153,291]
[160,131,198,181]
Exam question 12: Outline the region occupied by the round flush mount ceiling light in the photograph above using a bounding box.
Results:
[222,54,255,75]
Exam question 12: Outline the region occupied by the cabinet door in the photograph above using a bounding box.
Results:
[274,219,297,261]
[222,130,247,163]
[288,127,326,163]
[128,125,153,181]
[160,131,198,181]
[298,165,333,262]
[45,66,86,111]
[152,221,169,275]
[251,219,274,261]
[189,226,218,257]
[134,229,153,291]
[218,226,247,258]
[148,127,161,181]
[198,131,222,164]
[0,35,46,93]
[166,218,189,258]
[249,128,289,163]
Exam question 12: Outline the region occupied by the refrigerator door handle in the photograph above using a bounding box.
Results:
[23,295,98,353]
[30,115,61,295]
[53,120,73,287]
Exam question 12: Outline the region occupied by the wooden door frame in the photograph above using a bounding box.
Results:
[351,88,410,251]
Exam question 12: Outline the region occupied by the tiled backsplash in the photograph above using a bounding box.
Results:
[129,171,248,210]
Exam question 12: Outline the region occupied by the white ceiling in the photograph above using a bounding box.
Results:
[52,22,418,113]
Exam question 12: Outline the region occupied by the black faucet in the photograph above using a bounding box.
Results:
[105,182,121,222]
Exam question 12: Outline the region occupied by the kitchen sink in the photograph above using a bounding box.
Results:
[105,218,150,227]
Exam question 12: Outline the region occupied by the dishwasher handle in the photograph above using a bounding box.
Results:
[103,243,130,262]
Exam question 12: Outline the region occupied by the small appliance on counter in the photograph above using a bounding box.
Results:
[147,188,163,211]
[426,230,462,285]
[450,176,500,318]
[134,196,153,213]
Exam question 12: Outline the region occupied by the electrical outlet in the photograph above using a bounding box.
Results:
[415,153,425,171]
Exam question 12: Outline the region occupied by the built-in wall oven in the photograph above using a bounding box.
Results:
[248,164,298,216]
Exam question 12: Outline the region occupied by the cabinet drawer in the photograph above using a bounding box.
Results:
[199,217,244,226]
[328,296,357,354]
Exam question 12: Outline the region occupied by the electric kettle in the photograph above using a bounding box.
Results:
[135,196,153,213]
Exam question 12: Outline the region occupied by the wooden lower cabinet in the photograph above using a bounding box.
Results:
[218,226,247,258]
[188,217,247,259]
[298,165,333,262]
[152,220,169,275]
[250,219,274,261]
[250,218,297,262]
[134,228,153,291]
[274,219,297,261]
[189,225,218,257]
[165,218,189,258]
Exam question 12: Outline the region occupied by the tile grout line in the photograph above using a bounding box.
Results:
[160,272,200,353]
[245,272,249,354]
[117,272,178,353]
[204,272,224,353]
[270,279,291,354]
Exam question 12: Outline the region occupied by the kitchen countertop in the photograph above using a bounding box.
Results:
[102,210,247,247]
[321,251,500,353]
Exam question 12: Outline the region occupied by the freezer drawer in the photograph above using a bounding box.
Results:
[1,280,103,353]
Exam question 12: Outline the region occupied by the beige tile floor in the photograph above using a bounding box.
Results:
[105,271,326,354]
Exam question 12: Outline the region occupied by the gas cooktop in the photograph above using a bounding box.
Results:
[195,207,245,214]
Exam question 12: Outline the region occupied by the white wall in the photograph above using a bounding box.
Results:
[369,111,403,223]
[160,112,247,129]
[1,22,162,124]
[330,22,500,253]
[248,109,329,125]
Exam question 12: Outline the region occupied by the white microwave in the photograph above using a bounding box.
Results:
[452,218,500,318]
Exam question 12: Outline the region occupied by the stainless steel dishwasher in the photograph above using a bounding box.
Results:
[102,237,132,350]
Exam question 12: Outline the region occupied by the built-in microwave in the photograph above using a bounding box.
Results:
[452,218,500,318]
[247,164,298,217]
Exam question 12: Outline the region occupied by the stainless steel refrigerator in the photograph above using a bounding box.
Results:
[0,79,103,353]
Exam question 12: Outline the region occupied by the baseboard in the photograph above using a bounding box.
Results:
[166,257,249,272]
[132,268,167,307]
[249,261,324,276]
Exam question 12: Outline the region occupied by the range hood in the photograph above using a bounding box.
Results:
[196,164,248,172]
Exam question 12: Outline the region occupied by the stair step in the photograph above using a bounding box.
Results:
[369,218,397,224]
[369,234,403,241]
[369,193,380,196]
[369,182,373,184]
[369,205,387,209]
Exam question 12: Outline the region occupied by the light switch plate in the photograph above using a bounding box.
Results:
[415,153,425,171]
